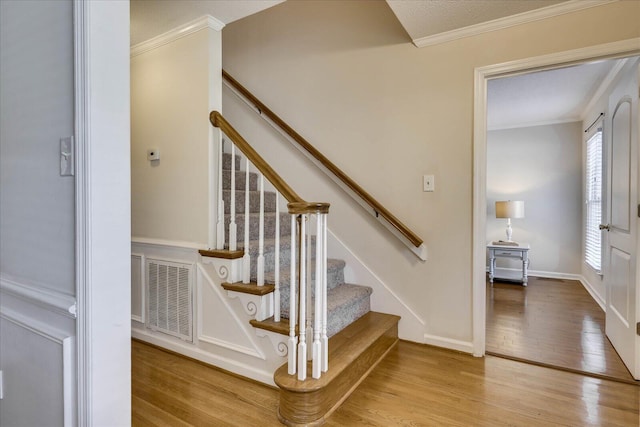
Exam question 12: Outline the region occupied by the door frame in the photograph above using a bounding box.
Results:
[472,38,640,356]
[74,1,131,424]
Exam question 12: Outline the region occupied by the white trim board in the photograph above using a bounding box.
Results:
[423,334,474,354]
[132,236,206,251]
[413,0,615,48]
[0,276,77,318]
[130,15,224,57]
[472,38,640,357]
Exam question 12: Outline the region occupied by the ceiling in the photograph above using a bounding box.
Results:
[386,0,566,43]
[488,59,623,130]
[130,0,625,130]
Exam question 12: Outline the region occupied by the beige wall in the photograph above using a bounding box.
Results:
[487,123,583,275]
[222,0,640,344]
[131,28,221,245]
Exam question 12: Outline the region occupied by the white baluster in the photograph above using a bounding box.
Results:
[312,213,323,378]
[229,144,237,251]
[288,214,297,375]
[321,213,328,372]
[297,214,307,381]
[306,218,313,361]
[257,174,265,286]
[242,158,250,283]
[216,138,225,249]
[274,195,281,322]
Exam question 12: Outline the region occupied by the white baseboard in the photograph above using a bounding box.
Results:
[486,266,582,281]
[423,333,474,354]
[577,275,605,311]
[132,328,275,386]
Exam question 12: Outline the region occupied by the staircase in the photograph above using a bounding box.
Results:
[201,150,400,425]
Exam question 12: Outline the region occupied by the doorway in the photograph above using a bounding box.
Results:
[472,40,640,382]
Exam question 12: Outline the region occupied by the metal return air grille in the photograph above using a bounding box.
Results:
[146,259,193,342]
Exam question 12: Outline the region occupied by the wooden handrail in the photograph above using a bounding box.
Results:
[210,111,330,215]
[222,70,424,248]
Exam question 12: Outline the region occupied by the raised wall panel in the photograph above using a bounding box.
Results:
[0,311,74,427]
[131,254,144,322]
[609,247,631,327]
[610,99,632,232]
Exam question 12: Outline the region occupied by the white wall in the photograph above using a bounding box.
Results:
[486,123,583,276]
[131,26,222,246]
[222,0,640,347]
[0,1,77,425]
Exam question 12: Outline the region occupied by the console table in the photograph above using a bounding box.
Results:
[487,243,530,286]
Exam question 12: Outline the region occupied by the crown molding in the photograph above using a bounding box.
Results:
[131,15,225,57]
[413,0,616,48]
[488,117,581,132]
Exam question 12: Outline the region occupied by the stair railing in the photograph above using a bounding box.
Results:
[222,70,427,261]
[210,110,329,381]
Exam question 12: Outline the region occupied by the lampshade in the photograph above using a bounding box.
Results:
[495,200,525,219]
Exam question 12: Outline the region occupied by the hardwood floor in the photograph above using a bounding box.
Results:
[132,339,639,426]
[486,275,636,383]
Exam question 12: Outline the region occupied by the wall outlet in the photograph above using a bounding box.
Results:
[423,175,435,192]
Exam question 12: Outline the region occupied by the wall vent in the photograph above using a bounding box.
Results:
[146,259,193,342]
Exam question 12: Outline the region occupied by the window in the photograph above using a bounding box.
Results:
[585,127,602,272]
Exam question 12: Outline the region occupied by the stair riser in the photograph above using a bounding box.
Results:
[223,170,258,191]
[222,152,242,170]
[223,190,277,214]
[261,263,345,296]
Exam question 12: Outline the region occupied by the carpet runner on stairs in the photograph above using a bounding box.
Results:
[221,152,372,338]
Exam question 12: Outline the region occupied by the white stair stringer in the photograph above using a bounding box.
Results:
[201,254,243,283]
[196,263,266,360]
[200,254,275,321]
[255,328,289,357]
[226,290,274,322]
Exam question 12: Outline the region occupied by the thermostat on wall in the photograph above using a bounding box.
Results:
[147,148,160,161]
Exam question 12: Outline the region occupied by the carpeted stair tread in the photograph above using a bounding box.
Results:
[219,151,374,342]
[252,283,372,338]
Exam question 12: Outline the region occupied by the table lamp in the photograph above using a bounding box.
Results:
[495,200,524,243]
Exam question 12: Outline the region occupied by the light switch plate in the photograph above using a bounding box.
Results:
[60,137,74,176]
[423,175,435,192]
[0,370,4,399]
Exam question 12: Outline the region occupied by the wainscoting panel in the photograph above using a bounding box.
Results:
[131,239,281,386]
[131,253,145,323]
[0,303,75,427]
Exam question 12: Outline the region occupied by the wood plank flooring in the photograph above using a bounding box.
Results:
[132,339,640,426]
[486,275,636,383]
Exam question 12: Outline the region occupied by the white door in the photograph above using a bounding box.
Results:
[603,59,639,380]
